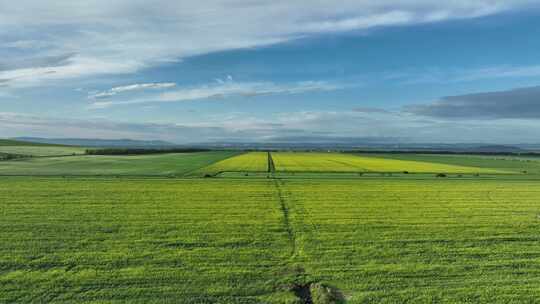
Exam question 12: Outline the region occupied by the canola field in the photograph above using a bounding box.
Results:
[0,151,520,176]
[2,177,540,303]
[200,152,268,174]
[270,152,507,174]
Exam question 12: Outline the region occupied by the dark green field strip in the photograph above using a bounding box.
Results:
[0,151,238,177]
[281,179,540,302]
[0,178,299,303]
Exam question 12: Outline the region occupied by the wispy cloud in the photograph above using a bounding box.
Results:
[89,82,177,99]
[0,55,143,88]
[1,1,535,87]
[455,65,540,82]
[385,65,540,85]
[89,79,343,108]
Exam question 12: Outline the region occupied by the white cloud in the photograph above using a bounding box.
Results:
[89,82,177,98]
[383,64,540,85]
[89,79,342,108]
[454,65,540,82]
[0,55,143,88]
[1,0,535,87]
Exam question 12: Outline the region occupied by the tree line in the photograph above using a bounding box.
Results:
[0,153,31,160]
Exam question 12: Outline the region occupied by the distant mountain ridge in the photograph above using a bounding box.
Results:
[0,139,66,147]
[7,137,540,153]
[13,137,176,148]
[196,142,537,153]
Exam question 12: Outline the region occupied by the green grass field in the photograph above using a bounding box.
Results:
[0,178,295,303]
[2,177,540,302]
[2,149,540,302]
[282,179,540,302]
[0,151,237,176]
[271,152,508,174]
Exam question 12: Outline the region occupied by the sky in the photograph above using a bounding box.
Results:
[2,0,540,144]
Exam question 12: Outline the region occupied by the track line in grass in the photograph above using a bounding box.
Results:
[271,177,343,303]
[268,152,276,174]
[273,179,296,259]
[272,178,315,303]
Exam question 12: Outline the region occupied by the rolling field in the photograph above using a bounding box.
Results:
[0,139,57,146]
[0,146,87,157]
[0,139,86,156]
[2,177,540,302]
[200,152,268,174]
[271,152,507,174]
[0,151,237,176]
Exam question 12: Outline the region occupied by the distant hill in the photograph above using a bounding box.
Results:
[0,139,64,147]
[13,137,176,148]
[197,141,534,153]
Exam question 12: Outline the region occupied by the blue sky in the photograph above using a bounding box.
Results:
[2,1,540,144]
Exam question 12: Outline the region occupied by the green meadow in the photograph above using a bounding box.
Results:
[0,139,86,157]
[0,146,87,157]
[1,149,540,303]
[0,151,238,176]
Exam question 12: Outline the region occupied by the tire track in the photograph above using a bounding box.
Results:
[273,178,296,258]
[268,152,276,173]
[272,178,342,303]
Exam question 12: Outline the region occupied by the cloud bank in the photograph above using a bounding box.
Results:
[408,85,540,119]
[3,107,540,144]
